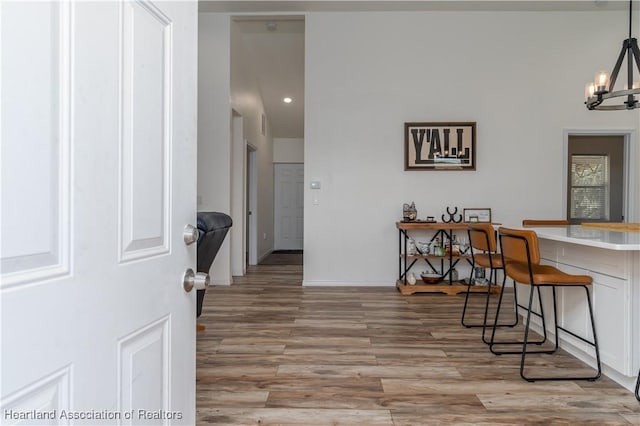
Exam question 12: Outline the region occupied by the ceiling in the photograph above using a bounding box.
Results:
[234,17,305,139]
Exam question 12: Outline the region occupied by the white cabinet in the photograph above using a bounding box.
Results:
[535,240,635,377]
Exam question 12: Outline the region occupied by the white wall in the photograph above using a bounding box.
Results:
[230,21,275,263]
[303,10,640,286]
[197,14,232,284]
[198,15,277,280]
[274,137,304,163]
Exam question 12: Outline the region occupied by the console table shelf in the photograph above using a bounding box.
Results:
[396,221,501,296]
[396,280,498,295]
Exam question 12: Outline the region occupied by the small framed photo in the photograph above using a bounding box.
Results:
[464,208,491,223]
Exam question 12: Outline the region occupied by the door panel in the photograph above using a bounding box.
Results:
[120,0,171,260]
[0,0,71,285]
[274,163,304,250]
[1,1,198,424]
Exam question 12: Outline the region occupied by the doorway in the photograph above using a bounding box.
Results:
[566,134,627,223]
[274,163,304,250]
[246,144,258,266]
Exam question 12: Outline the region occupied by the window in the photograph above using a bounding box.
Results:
[569,155,609,221]
[566,135,625,224]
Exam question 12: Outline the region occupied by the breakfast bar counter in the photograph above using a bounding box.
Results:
[519,225,640,392]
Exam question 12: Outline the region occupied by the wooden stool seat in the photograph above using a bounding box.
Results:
[473,253,504,269]
[505,263,592,286]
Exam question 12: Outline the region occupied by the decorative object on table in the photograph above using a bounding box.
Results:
[407,272,417,285]
[420,272,443,284]
[442,206,463,223]
[584,0,639,111]
[402,201,418,221]
[458,235,469,254]
[432,238,443,256]
[450,268,459,282]
[463,208,492,223]
[433,242,445,257]
[451,234,460,255]
[404,122,476,170]
[417,241,430,254]
[407,238,417,255]
[473,266,486,284]
[426,216,435,222]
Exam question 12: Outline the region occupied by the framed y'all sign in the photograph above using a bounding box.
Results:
[404,122,476,170]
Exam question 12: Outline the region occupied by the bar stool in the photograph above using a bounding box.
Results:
[493,227,601,382]
[461,223,518,344]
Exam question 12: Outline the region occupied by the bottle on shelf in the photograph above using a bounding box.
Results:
[407,238,417,255]
[452,234,460,256]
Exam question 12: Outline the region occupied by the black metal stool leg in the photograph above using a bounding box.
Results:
[463,266,519,343]
[462,267,495,328]
[460,266,478,327]
[490,284,549,355]
[480,269,518,344]
[635,369,640,401]
[520,283,538,381]
[521,285,600,382]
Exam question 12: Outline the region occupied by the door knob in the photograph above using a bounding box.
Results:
[183,224,198,245]
[182,268,210,292]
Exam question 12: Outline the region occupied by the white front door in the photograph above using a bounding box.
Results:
[1,1,198,424]
[274,163,304,250]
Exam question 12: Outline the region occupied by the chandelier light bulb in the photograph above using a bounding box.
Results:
[594,71,610,93]
[586,0,639,110]
[585,82,595,101]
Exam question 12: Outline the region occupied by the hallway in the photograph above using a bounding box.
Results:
[196,264,640,425]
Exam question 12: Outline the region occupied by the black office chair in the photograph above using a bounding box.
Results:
[196,212,232,319]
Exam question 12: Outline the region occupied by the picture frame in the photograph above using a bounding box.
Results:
[404,122,476,171]
[463,208,492,223]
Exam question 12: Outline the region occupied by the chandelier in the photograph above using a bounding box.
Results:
[585,0,640,110]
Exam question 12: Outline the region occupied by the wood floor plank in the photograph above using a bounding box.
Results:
[197,408,394,425]
[381,378,586,395]
[196,263,640,425]
[276,364,462,379]
[391,411,632,425]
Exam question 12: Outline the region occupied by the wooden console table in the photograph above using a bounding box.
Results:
[396,221,501,295]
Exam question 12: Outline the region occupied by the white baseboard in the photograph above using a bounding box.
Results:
[258,249,273,264]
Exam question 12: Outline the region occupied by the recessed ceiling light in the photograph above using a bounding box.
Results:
[283,97,293,104]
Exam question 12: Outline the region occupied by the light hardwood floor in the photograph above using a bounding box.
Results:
[196,264,640,425]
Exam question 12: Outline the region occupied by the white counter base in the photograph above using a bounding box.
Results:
[511,226,640,393]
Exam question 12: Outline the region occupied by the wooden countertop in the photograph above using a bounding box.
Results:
[581,222,640,232]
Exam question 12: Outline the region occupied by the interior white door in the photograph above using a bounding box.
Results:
[274,163,304,250]
[1,1,198,424]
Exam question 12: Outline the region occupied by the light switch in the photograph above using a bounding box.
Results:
[310,181,321,189]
